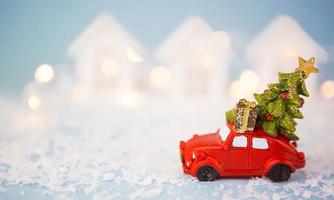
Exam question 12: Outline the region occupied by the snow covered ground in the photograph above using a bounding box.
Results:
[0,97,334,200]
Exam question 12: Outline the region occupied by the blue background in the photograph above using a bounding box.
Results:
[0,0,333,95]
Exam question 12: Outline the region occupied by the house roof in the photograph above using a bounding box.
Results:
[246,15,328,65]
[156,17,231,63]
[68,14,143,58]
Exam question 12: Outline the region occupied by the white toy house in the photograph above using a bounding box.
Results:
[245,15,328,95]
[156,17,232,101]
[68,14,147,99]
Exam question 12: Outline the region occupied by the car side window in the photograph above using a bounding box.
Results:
[252,138,269,149]
[232,135,247,148]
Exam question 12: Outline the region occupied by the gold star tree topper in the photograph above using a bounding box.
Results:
[295,57,319,78]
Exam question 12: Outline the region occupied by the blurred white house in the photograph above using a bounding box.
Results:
[68,14,147,101]
[156,17,232,101]
[246,15,328,95]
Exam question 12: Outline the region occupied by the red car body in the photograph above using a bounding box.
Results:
[179,123,305,181]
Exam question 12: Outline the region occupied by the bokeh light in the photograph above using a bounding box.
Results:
[203,53,216,69]
[101,58,119,76]
[117,89,144,108]
[229,70,259,99]
[72,86,83,102]
[281,45,297,57]
[150,66,171,90]
[239,70,259,92]
[27,95,41,110]
[229,81,246,99]
[34,64,54,83]
[320,80,334,99]
[126,47,143,63]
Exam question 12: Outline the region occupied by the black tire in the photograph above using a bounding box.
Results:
[268,164,291,182]
[196,166,218,181]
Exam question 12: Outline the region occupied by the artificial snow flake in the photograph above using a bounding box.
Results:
[0,95,333,199]
[129,188,162,200]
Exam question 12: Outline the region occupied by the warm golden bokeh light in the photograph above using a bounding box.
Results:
[150,66,172,90]
[72,86,84,102]
[34,64,54,83]
[117,89,144,108]
[281,46,297,57]
[229,81,245,99]
[101,58,119,76]
[239,70,259,92]
[126,47,143,63]
[320,80,334,99]
[203,53,215,69]
[27,95,41,110]
[229,70,259,99]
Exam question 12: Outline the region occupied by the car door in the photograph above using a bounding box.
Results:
[224,134,249,170]
[249,137,270,171]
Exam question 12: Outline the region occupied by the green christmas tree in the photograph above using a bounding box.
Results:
[227,57,319,140]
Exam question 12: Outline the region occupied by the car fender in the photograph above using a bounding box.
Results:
[190,156,223,177]
[264,157,296,174]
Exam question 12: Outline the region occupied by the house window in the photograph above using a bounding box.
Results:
[232,135,247,148]
[252,138,269,149]
[95,57,118,92]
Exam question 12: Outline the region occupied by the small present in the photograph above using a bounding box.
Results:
[234,99,259,133]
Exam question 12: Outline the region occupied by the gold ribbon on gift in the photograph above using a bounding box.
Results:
[240,99,257,132]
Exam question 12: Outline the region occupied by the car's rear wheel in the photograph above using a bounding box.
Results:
[267,164,291,182]
[196,166,218,181]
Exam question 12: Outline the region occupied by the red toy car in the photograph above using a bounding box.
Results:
[179,123,305,182]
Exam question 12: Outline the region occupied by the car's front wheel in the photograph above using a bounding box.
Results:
[267,164,291,182]
[196,166,218,181]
